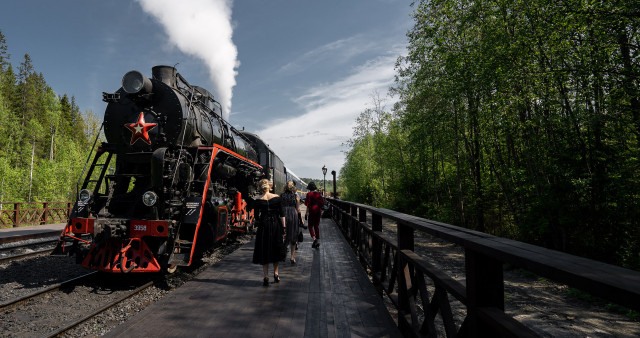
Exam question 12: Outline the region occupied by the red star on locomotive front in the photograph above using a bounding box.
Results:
[125,112,157,145]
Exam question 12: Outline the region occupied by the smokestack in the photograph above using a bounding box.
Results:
[152,65,177,88]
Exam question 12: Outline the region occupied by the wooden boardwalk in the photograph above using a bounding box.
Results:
[107,217,401,338]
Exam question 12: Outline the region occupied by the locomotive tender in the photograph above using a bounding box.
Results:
[53,65,296,273]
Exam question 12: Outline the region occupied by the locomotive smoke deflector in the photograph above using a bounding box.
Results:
[122,70,153,94]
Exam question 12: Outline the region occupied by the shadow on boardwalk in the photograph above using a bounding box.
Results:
[107,217,401,338]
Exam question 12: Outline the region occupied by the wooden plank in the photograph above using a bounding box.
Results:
[334,199,640,313]
[106,217,400,338]
[463,237,640,311]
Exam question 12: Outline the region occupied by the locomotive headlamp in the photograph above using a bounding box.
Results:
[79,189,92,204]
[142,191,158,207]
[122,70,153,94]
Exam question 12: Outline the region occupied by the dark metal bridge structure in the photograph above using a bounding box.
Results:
[327,198,640,337]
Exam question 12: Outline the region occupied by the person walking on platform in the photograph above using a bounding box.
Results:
[282,180,303,264]
[304,181,324,249]
[252,179,286,286]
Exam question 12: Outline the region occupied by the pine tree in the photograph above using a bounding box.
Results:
[0,30,9,71]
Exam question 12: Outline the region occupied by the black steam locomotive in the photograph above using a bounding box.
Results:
[53,65,294,273]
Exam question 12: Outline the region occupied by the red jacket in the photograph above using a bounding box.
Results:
[305,191,324,215]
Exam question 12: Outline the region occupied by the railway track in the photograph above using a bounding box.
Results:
[0,233,252,337]
[0,235,85,265]
[0,238,64,265]
[44,278,154,337]
[0,272,97,312]
[0,247,55,264]
[0,270,155,337]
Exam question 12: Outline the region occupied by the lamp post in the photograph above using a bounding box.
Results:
[331,170,336,197]
[322,165,327,197]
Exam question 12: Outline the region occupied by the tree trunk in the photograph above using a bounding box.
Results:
[617,29,640,138]
[28,138,35,202]
[49,124,55,161]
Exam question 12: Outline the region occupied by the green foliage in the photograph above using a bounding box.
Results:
[0,29,97,204]
[567,288,640,321]
[340,0,640,270]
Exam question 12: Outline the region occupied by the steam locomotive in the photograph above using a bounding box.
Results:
[53,65,297,273]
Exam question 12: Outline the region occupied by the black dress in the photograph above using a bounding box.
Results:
[281,191,300,245]
[252,197,285,265]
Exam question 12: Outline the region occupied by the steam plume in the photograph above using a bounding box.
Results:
[136,0,237,120]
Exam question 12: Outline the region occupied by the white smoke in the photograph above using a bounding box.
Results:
[136,0,237,120]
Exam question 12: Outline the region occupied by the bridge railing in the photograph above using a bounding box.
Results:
[327,198,640,337]
[0,202,72,228]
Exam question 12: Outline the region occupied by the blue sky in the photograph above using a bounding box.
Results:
[0,0,413,180]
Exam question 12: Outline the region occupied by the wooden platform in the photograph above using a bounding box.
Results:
[107,217,401,337]
[0,223,65,245]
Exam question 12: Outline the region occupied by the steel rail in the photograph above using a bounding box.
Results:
[0,272,97,311]
[0,247,54,264]
[44,280,155,338]
[0,238,59,251]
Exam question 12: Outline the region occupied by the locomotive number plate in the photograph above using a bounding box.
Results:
[133,224,147,232]
[128,220,169,238]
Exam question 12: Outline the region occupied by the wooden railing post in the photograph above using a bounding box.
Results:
[397,220,414,251]
[350,204,358,245]
[396,219,415,335]
[358,207,366,223]
[397,220,414,326]
[13,203,19,227]
[41,202,49,225]
[341,202,349,234]
[372,213,382,273]
[358,206,367,261]
[464,249,504,337]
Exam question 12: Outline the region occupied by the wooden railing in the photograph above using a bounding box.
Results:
[327,198,640,337]
[0,202,72,228]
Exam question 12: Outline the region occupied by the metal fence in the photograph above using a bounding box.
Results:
[0,202,72,228]
[328,198,640,338]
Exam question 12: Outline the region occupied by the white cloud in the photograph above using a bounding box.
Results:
[278,35,375,75]
[136,0,238,120]
[256,51,401,179]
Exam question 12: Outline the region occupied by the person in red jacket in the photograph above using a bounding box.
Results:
[304,181,324,248]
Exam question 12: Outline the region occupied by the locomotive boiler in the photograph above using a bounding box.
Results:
[53,65,278,273]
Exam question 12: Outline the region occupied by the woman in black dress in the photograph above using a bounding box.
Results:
[281,180,304,264]
[252,179,286,286]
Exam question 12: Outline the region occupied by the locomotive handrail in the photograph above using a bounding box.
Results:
[0,201,73,228]
[327,198,640,337]
[76,122,105,198]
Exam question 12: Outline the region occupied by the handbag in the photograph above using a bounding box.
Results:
[298,212,307,229]
[297,230,304,243]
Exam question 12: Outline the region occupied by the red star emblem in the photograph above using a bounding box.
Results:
[125,112,157,145]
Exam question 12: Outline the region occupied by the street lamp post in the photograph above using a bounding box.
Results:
[322,165,327,197]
